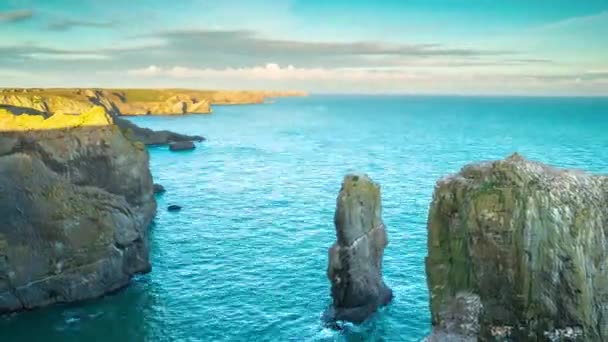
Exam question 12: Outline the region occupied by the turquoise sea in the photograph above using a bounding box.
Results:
[2,95,608,341]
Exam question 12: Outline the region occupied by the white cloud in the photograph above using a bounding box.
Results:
[121,63,608,95]
[127,63,424,82]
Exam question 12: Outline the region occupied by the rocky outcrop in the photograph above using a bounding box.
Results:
[153,183,166,194]
[113,116,204,146]
[326,174,392,324]
[426,153,608,341]
[0,107,156,313]
[0,90,205,145]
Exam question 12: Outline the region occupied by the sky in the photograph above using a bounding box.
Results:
[0,0,607,95]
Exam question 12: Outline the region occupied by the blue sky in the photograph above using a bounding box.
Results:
[1,0,607,95]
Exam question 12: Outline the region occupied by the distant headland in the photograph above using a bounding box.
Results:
[0,88,308,117]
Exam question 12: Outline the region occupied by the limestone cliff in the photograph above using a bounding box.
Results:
[326,174,392,324]
[0,107,156,313]
[426,153,607,341]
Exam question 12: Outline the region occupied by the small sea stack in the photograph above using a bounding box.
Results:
[169,141,195,151]
[325,174,393,324]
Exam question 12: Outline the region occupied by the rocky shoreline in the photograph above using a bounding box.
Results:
[0,107,156,313]
[0,88,305,314]
[0,88,305,146]
[2,90,607,341]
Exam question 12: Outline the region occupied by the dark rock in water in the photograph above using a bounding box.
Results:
[169,141,195,151]
[426,153,606,341]
[153,183,166,194]
[167,205,182,212]
[114,117,204,146]
[325,174,392,324]
[0,108,156,314]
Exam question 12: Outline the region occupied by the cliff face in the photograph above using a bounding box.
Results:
[426,153,607,341]
[0,107,156,313]
[326,174,392,323]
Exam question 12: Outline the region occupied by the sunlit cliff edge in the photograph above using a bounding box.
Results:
[0,106,113,131]
[0,88,308,116]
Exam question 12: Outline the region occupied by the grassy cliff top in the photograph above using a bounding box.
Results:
[0,88,308,103]
[0,106,113,131]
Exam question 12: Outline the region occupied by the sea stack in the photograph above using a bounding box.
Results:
[326,174,392,324]
[426,153,607,340]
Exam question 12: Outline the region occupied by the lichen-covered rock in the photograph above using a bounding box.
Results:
[326,174,392,324]
[0,109,156,313]
[426,153,608,341]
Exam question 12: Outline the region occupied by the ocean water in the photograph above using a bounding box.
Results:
[2,95,608,341]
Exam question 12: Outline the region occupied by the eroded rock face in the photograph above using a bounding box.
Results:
[0,108,156,313]
[424,292,482,342]
[326,174,392,324]
[426,153,608,341]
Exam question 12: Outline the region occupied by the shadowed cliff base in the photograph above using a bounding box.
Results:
[426,153,607,341]
[0,114,156,313]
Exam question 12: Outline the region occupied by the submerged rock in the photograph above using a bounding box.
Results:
[169,141,195,151]
[426,153,608,340]
[153,183,166,194]
[167,205,182,212]
[0,107,156,313]
[326,174,392,324]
